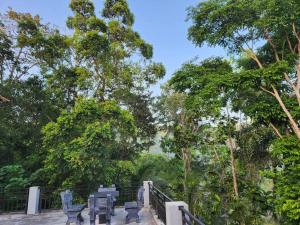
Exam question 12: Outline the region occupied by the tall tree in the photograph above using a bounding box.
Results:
[187,0,300,222]
[188,0,300,138]
[169,58,242,198]
[39,0,165,188]
[64,0,165,145]
[0,10,69,178]
[0,77,58,174]
[157,88,195,199]
[0,0,165,190]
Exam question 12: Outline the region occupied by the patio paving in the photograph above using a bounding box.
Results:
[0,207,157,225]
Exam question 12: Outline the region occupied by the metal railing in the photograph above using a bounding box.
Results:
[115,186,140,206]
[39,185,142,212]
[179,206,206,225]
[39,187,61,211]
[39,185,100,211]
[0,187,29,213]
[149,183,173,224]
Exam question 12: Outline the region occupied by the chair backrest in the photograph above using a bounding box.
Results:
[89,194,96,217]
[60,190,73,213]
[89,193,112,215]
[96,197,107,208]
[137,186,144,208]
[96,194,112,208]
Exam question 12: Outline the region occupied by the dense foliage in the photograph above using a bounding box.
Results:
[0,0,164,191]
[148,0,300,224]
[0,0,299,224]
[42,99,138,188]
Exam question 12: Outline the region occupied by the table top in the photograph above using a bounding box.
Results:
[92,190,119,198]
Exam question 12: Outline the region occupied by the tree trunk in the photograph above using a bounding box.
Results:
[271,85,300,139]
[270,122,283,138]
[182,147,191,200]
[0,95,9,103]
[227,137,239,198]
[246,47,300,139]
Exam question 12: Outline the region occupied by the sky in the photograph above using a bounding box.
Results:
[0,0,226,95]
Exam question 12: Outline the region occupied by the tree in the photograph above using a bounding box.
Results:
[187,0,300,222]
[188,0,300,139]
[66,0,165,99]
[0,165,30,190]
[0,10,68,185]
[0,77,58,171]
[42,98,138,189]
[63,0,165,145]
[0,0,165,190]
[157,87,196,202]
[0,10,68,82]
[169,58,243,198]
[165,56,277,224]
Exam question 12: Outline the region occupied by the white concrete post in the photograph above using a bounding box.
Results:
[27,186,40,215]
[166,201,188,225]
[143,180,152,208]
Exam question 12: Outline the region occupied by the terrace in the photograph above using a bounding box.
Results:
[0,182,205,225]
[0,208,158,225]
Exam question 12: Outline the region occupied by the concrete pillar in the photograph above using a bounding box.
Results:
[143,181,152,208]
[166,201,188,225]
[27,186,40,215]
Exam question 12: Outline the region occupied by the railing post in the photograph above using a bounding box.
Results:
[143,181,152,208]
[166,201,188,225]
[27,186,40,215]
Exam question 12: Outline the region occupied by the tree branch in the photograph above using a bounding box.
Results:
[271,84,300,139]
[0,95,10,103]
[292,23,300,42]
[15,62,39,80]
[243,46,264,69]
[260,86,275,96]
[264,29,280,62]
[270,122,283,138]
[292,23,300,59]
[286,33,294,53]
[9,47,23,80]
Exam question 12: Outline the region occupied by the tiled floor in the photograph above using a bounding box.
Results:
[0,208,157,225]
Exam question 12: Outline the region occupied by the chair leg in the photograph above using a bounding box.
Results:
[112,206,115,216]
[136,215,140,223]
[90,215,95,225]
[79,213,84,222]
[106,215,111,225]
[66,217,71,225]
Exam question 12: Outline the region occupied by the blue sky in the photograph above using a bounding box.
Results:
[0,0,226,95]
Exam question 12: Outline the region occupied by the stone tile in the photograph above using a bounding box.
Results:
[0,208,157,225]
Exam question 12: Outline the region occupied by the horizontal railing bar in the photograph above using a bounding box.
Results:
[183,218,194,225]
[149,182,174,224]
[149,183,173,202]
[179,206,206,225]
